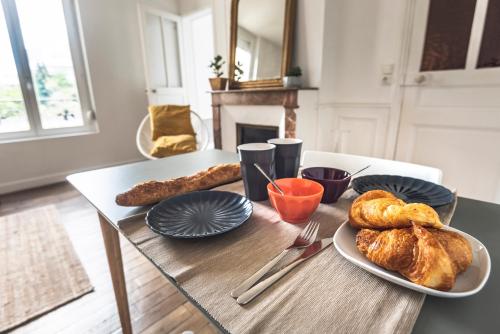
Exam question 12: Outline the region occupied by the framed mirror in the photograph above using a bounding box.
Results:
[228,0,296,89]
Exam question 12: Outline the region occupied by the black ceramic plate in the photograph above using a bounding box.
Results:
[352,175,453,207]
[146,191,253,238]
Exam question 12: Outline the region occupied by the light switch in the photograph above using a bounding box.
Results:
[381,64,394,75]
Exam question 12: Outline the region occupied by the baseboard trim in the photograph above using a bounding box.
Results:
[0,158,144,195]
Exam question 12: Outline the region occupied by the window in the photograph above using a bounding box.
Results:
[420,0,477,71]
[235,47,252,81]
[477,0,500,68]
[0,0,94,142]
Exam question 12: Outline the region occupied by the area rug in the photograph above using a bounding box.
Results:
[0,205,93,332]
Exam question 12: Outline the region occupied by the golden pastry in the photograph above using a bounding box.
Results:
[349,190,443,230]
[356,224,472,291]
[426,227,473,274]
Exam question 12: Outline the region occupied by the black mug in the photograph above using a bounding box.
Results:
[267,138,302,179]
[237,143,276,201]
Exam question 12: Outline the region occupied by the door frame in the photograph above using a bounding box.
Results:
[136,4,187,105]
[383,0,417,159]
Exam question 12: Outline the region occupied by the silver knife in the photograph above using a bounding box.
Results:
[236,238,333,305]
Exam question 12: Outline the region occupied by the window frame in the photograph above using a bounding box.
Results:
[0,0,96,143]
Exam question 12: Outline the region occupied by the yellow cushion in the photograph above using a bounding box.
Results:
[149,104,195,140]
[150,134,197,158]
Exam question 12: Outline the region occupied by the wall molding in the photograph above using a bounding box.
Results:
[0,158,144,195]
[319,102,392,109]
[316,102,391,156]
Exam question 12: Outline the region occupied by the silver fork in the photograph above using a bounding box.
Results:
[230,219,320,298]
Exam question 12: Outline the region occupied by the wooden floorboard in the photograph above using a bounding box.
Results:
[0,182,218,334]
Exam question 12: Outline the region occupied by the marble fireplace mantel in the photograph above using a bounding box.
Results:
[210,87,317,149]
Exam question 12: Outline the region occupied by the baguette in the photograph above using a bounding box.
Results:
[115,163,241,206]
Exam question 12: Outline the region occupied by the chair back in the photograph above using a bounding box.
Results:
[136,111,209,160]
[301,151,443,184]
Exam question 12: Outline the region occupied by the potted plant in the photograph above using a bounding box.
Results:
[283,66,302,88]
[208,55,227,91]
[235,61,244,81]
[228,61,244,89]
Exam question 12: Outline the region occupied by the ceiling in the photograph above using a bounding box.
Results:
[238,0,286,45]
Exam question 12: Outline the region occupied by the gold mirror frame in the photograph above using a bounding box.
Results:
[228,0,296,89]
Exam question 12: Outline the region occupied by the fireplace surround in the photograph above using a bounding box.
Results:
[210,87,318,152]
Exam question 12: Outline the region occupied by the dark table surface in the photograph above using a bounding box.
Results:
[67,149,499,333]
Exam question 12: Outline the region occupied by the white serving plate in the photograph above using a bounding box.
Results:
[333,221,491,297]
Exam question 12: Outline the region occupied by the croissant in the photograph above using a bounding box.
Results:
[356,224,472,291]
[349,190,443,230]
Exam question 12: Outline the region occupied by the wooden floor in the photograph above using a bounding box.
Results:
[0,182,219,334]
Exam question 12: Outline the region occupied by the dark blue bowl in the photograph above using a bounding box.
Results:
[352,174,453,207]
[146,191,253,238]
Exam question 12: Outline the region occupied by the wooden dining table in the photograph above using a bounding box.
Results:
[67,149,499,334]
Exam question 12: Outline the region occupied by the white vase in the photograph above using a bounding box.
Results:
[283,76,302,88]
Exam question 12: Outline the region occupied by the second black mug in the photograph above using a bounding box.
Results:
[267,138,302,179]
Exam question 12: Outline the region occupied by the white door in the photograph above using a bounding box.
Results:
[182,9,215,120]
[138,6,186,105]
[396,0,500,203]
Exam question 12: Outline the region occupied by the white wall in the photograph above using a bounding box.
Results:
[212,0,231,75]
[178,0,212,15]
[254,36,281,78]
[293,0,325,87]
[319,0,405,104]
[0,0,179,194]
[182,10,214,119]
[316,0,407,158]
[142,0,178,14]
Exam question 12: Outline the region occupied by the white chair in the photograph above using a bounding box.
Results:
[136,111,209,160]
[301,151,443,184]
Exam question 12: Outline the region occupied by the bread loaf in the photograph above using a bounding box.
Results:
[115,163,241,206]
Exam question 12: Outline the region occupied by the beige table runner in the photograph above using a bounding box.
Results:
[121,181,456,334]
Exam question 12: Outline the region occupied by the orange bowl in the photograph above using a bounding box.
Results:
[267,178,324,224]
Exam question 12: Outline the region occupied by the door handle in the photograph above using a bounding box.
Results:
[414,74,427,84]
[151,89,157,93]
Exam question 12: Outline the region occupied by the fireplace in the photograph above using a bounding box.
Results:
[236,123,279,149]
[210,87,319,152]
[210,88,300,150]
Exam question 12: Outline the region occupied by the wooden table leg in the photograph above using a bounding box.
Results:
[98,213,133,334]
